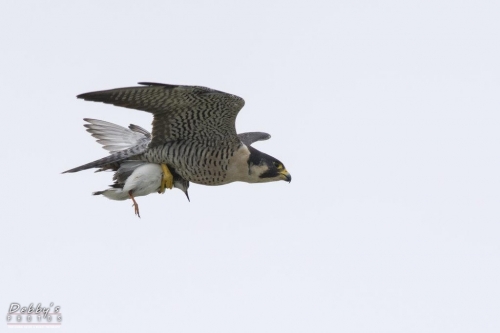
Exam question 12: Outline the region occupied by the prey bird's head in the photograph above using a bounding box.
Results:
[247,146,291,183]
[174,178,190,202]
[171,167,190,202]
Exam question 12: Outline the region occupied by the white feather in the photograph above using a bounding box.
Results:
[97,163,163,201]
[84,118,150,153]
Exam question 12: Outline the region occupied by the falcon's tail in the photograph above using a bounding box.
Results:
[62,146,142,174]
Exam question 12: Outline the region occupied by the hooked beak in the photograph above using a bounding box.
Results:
[280,169,292,183]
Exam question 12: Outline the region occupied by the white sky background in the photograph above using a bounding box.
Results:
[0,0,499,332]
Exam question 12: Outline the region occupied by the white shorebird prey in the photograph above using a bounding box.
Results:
[93,161,175,218]
[80,118,190,217]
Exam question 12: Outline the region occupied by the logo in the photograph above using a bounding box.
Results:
[6,303,62,329]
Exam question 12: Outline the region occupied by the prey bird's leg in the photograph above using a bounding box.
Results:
[159,163,174,193]
[128,190,140,218]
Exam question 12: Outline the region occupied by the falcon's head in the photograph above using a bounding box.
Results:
[246,146,291,183]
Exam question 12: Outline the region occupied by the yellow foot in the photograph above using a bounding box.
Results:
[159,163,174,193]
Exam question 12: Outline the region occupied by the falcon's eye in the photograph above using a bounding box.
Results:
[273,161,281,169]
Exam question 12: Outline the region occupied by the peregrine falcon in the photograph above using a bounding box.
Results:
[77,118,276,216]
[64,82,291,191]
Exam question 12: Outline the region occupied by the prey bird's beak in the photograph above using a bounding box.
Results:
[280,169,292,183]
[184,191,190,202]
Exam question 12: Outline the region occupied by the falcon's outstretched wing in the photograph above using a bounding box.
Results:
[237,132,271,146]
[77,82,245,149]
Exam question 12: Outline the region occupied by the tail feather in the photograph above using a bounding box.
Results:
[62,140,148,174]
[63,153,127,174]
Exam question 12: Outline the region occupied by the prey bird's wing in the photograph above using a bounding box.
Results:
[112,160,149,184]
[84,118,151,153]
[77,82,245,148]
[237,132,271,146]
[62,119,151,174]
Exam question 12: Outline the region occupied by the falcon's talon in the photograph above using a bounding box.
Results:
[160,163,174,192]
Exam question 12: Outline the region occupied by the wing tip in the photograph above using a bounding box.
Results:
[77,83,180,99]
[76,91,93,100]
